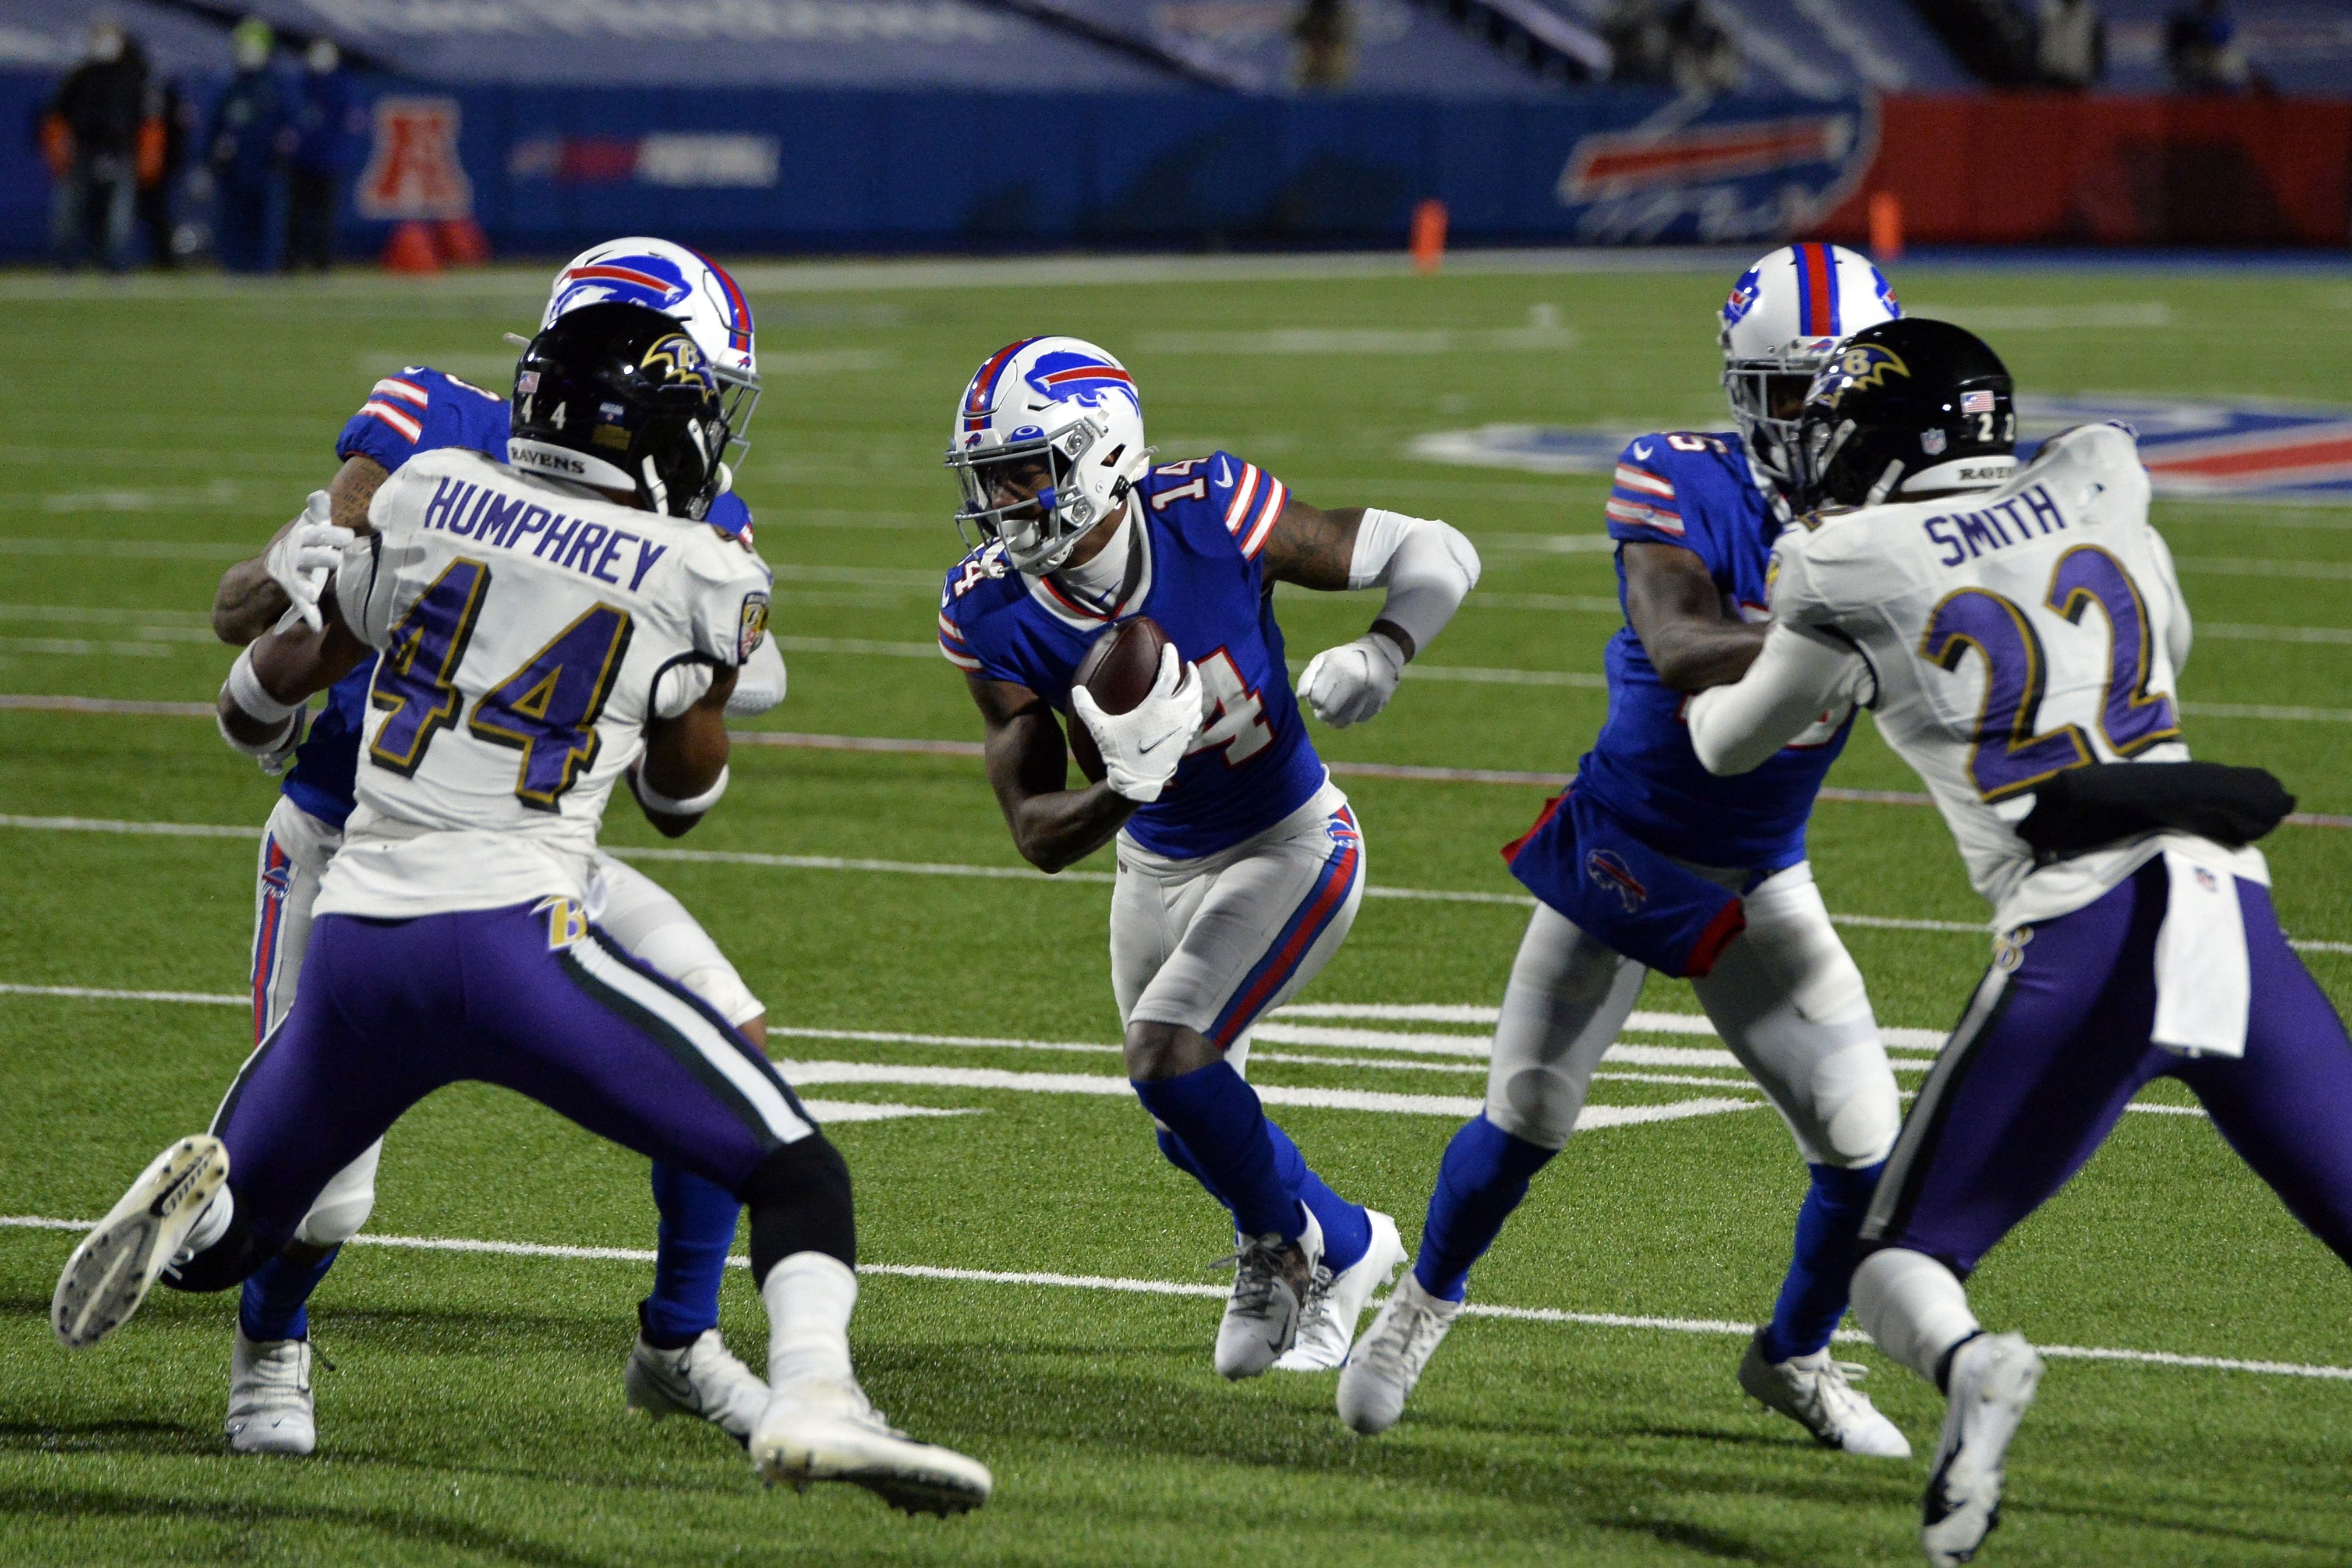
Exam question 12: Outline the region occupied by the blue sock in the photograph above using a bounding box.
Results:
[1131,1063,1299,1240]
[1156,1125,1229,1207]
[639,1162,742,1349]
[1413,1116,1557,1302]
[239,1245,339,1342]
[1758,1160,1885,1363]
[1265,1120,1370,1273]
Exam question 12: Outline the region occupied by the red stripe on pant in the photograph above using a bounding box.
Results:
[1210,815,1361,1048]
[251,836,289,1044]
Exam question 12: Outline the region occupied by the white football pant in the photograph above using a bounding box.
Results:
[1484,861,1899,1167]
[1111,779,1364,1068]
[243,795,765,1248]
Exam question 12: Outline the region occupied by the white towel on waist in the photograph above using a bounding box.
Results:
[2151,848,2250,1060]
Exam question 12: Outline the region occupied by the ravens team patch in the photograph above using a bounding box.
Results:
[738,591,770,663]
[535,896,589,950]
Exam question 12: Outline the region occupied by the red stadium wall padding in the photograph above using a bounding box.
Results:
[1813,95,2352,247]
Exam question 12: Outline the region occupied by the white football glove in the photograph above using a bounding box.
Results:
[1069,644,1202,805]
[263,490,355,633]
[1297,631,1405,728]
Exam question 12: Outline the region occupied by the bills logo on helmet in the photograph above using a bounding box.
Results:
[1816,343,1909,408]
[1022,350,1137,413]
[551,253,694,317]
[1722,270,1762,327]
[1586,850,1649,914]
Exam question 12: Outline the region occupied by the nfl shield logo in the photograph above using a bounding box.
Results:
[1921,428,1948,455]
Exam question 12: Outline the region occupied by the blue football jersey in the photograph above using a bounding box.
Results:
[938,452,1325,860]
[281,366,751,829]
[1574,429,1854,871]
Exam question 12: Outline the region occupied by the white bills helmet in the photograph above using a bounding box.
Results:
[945,336,1151,575]
[1721,243,1900,487]
[541,238,759,480]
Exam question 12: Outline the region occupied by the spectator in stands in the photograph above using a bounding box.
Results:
[285,40,366,272]
[208,17,289,273]
[2167,0,2251,93]
[1294,0,1354,91]
[1601,0,1672,84]
[1604,0,1739,94]
[45,21,148,272]
[2038,0,2106,88]
[137,73,195,270]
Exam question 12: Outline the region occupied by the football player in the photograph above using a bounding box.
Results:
[204,239,786,1454]
[1338,245,1909,1455]
[1686,318,2348,1566]
[58,301,991,1515]
[936,337,1480,1375]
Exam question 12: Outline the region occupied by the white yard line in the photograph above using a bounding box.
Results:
[3,813,2346,954]
[0,1213,2336,1380]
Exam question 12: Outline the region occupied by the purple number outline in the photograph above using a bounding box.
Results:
[1920,586,2095,802]
[2046,545,2182,759]
[368,557,490,777]
[467,603,635,811]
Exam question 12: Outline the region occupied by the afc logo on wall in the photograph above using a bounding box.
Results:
[357,97,475,221]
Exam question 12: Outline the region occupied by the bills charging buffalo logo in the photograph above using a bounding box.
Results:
[1586,850,1649,914]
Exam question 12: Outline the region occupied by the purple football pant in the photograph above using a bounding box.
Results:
[211,901,817,1259]
[1862,858,2352,1278]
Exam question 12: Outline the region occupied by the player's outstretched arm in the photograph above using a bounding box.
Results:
[215,610,372,769]
[1622,541,1769,693]
[968,674,1137,875]
[211,455,388,645]
[1266,498,1481,728]
[1686,624,1872,776]
[632,665,740,839]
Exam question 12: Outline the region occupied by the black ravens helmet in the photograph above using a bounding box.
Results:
[1792,318,2018,512]
[508,302,726,519]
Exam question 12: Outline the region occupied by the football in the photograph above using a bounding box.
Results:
[1066,615,1172,783]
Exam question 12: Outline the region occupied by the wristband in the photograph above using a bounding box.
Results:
[217,706,298,762]
[632,760,729,816]
[226,645,301,725]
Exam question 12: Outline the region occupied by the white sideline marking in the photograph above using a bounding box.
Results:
[1137,325,1580,357]
[800,1100,982,1124]
[1908,302,2174,331]
[1269,1006,1953,1053]
[0,982,245,1006]
[0,1214,2339,1381]
[2178,557,2352,582]
[2,815,2347,956]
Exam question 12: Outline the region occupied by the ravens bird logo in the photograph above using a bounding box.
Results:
[641,334,715,393]
[1816,343,1910,409]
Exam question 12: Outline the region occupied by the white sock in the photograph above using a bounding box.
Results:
[762,1251,857,1390]
[179,1187,233,1259]
[1852,1247,1980,1385]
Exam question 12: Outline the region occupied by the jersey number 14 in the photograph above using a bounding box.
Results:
[1922,544,2180,802]
[369,558,636,810]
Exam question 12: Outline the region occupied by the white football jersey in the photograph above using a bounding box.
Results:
[316,447,771,918]
[1769,422,2261,926]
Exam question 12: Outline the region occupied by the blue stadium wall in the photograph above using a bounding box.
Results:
[3,72,1870,260]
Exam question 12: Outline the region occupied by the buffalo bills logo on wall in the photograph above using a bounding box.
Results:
[1410,394,2352,507]
[1555,98,1878,245]
[1586,850,1648,914]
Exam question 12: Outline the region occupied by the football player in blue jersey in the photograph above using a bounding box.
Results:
[1338,245,1916,1454]
[936,336,1481,1376]
[204,239,787,1455]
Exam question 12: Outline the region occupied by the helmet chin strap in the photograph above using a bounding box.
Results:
[1865,459,1907,507]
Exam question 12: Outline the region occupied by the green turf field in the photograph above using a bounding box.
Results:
[2,256,2349,1567]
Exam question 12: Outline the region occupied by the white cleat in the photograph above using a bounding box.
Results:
[226,1330,316,1455]
[1922,1332,2043,1566]
[1212,1210,1323,1381]
[54,1137,229,1350]
[750,1376,992,1516]
[1334,1269,1462,1435]
[1276,1209,1405,1372]
[1737,1329,1912,1459]
[625,1329,770,1445]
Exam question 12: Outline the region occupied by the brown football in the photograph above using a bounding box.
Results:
[1067,615,1172,784]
